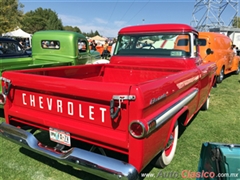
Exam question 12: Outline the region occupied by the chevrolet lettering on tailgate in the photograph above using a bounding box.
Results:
[21,91,107,123]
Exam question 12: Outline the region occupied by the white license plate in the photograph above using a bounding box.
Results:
[49,128,71,147]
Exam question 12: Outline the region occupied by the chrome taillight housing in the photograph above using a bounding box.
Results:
[129,121,146,138]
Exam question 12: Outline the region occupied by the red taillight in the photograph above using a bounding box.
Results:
[129,121,146,138]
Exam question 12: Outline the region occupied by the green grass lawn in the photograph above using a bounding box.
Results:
[1,73,240,180]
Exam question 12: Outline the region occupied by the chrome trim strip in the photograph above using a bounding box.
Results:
[148,88,199,133]
[0,123,138,180]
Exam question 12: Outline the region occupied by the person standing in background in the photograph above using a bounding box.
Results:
[19,40,24,47]
[102,40,109,59]
[90,40,97,51]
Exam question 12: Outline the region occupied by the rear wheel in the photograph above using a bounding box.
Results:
[154,121,179,168]
[216,67,224,83]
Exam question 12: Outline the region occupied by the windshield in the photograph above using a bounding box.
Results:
[114,33,192,57]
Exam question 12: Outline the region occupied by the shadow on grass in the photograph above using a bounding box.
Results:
[19,147,105,180]
[178,111,199,139]
[0,108,5,118]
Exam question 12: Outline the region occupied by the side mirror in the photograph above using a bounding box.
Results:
[206,48,214,55]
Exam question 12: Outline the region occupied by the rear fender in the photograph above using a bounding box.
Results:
[231,56,240,71]
[163,106,189,148]
[215,60,225,76]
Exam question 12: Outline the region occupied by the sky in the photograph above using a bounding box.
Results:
[18,0,239,37]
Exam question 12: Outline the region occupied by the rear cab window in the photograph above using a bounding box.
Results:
[114,33,196,58]
[78,39,88,53]
[41,40,60,49]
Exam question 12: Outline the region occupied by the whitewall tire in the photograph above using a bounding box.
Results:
[155,121,179,168]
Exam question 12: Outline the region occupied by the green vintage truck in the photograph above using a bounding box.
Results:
[31,30,102,65]
[0,30,104,107]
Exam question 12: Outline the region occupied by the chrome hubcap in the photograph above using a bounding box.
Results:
[166,134,174,149]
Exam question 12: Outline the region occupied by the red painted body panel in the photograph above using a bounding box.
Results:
[119,23,198,34]
[1,24,217,177]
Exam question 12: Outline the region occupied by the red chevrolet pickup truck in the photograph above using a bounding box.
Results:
[0,24,216,180]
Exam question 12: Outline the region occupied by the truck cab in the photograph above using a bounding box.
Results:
[32,30,101,65]
[113,26,200,64]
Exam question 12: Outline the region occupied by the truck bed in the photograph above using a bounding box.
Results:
[16,64,182,84]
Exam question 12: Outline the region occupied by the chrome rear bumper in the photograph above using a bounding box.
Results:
[0,122,138,180]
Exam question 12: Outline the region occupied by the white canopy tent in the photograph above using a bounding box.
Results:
[90,35,107,45]
[2,28,32,47]
[91,35,107,41]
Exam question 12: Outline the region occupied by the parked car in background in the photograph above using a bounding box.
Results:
[198,32,240,83]
[0,37,31,57]
[174,32,240,83]
[197,142,240,180]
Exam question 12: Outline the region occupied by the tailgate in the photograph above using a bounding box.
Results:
[2,70,132,150]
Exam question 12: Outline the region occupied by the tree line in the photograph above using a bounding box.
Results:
[0,0,101,37]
